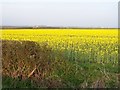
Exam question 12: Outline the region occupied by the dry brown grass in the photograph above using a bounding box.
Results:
[2,40,119,88]
[2,40,62,87]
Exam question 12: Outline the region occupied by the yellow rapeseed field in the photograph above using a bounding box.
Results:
[1,29,118,64]
[1,29,119,88]
[1,29,118,43]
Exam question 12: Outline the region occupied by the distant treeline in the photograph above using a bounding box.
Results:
[0,26,118,29]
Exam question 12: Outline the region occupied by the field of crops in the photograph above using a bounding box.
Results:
[1,29,119,88]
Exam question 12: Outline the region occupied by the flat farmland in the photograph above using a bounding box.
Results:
[1,29,119,88]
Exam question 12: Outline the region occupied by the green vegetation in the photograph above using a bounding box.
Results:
[2,40,119,89]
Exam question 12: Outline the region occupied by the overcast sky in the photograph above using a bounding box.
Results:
[1,0,119,28]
